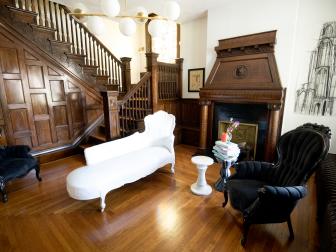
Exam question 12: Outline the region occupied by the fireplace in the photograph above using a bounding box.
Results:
[199,31,286,161]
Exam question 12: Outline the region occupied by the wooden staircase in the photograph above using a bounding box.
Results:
[0,0,125,92]
[0,0,182,155]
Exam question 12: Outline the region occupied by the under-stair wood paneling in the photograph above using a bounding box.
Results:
[0,27,102,152]
[180,99,200,146]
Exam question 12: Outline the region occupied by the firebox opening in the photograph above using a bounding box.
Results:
[213,103,268,161]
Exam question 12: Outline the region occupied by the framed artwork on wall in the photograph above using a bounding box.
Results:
[188,68,205,92]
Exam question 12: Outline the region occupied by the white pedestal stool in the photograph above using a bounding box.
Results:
[191,156,214,196]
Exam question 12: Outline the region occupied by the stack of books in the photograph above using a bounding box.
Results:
[212,140,240,161]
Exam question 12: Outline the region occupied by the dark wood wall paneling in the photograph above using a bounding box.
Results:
[0,29,102,152]
[180,99,200,146]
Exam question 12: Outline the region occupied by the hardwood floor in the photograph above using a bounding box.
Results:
[0,145,319,251]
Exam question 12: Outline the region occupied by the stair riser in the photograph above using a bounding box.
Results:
[50,42,71,54]
[7,6,37,24]
[0,0,14,6]
[66,56,85,65]
[31,27,55,41]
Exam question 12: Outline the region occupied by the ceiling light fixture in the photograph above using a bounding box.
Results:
[70,0,180,37]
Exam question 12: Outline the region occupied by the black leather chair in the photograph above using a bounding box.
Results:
[0,145,41,202]
[223,123,331,246]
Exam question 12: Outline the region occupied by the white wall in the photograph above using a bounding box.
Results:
[180,16,207,98]
[282,0,336,153]
[86,18,144,83]
[206,0,299,86]
[181,0,336,153]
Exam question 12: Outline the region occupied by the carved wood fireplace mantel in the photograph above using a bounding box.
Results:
[199,31,286,161]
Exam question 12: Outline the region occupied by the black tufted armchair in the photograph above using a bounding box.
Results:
[0,145,41,202]
[223,123,331,246]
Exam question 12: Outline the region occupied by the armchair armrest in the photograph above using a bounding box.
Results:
[0,145,32,159]
[243,185,307,222]
[230,161,275,181]
[258,185,307,201]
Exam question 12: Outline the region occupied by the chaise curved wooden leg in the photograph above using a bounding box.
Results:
[0,176,8,203]
[100,194,106,212]
[170,163,175,174]
[35,166,42,181]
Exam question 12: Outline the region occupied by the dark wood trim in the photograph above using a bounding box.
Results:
[31,115,103,157]
[199,31,285,161]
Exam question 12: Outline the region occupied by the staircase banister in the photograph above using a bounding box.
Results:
[118,72,151,106]
[157,61,179,68]
[59,4,122,65]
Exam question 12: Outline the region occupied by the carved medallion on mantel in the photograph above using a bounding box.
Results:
[199,31,286,161]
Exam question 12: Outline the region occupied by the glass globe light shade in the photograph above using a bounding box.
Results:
[135,6,148,23]
[119,17,136,36]
[101,0,120,17]
[72,3,88,22]
[86,16,105,36]
[164,1,180,21]
[148,19,166,38]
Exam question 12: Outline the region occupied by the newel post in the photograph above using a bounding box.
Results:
[146,52,159,112]
[175,58,184,99]
[121,57,132,92]
[100,88,120,141]
[199,100,211,153]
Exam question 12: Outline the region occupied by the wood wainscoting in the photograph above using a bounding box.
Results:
[180,99,200,146]
[0,25,102,153]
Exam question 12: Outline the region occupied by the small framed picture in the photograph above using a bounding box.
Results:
[188,68,205,92]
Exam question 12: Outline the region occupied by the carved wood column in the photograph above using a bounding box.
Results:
[265,104,281,161]
[120,57,132,92]
[199,100,211,152]
[146,52,159,112]
[175,58,184,99]
[100,89,120,141]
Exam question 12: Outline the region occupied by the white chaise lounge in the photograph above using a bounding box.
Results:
[66,111,175,212]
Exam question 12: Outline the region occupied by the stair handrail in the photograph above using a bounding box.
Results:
[118,72,152,106]
[117,72,152,137]
[59,4,122,66]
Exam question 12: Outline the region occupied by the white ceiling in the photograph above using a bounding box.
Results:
[56,0,229,22]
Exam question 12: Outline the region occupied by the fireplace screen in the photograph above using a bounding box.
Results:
[218,121,258,160]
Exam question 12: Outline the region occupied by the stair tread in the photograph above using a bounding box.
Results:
[90,132,106,142]
[49,39,72,45]
[66,53,86,58]
[80,64,99,68]
[30,24,56,32]
[7,6,38,16]
[79,143,94,149]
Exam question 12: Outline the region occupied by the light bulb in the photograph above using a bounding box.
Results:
[119,17,136,36]
[101,0,120,17]
[164,1,180,21]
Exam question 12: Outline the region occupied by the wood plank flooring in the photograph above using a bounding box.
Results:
[0,145,319,251]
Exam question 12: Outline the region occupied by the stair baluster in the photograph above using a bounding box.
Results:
[43,0,49,27]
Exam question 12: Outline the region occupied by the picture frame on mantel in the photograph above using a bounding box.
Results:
[188,68,205,92]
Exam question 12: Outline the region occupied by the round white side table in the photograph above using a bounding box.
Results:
[191,156,214,196]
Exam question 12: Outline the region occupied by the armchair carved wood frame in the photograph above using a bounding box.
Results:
[0,145,42,203]
[222,123,331,246]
